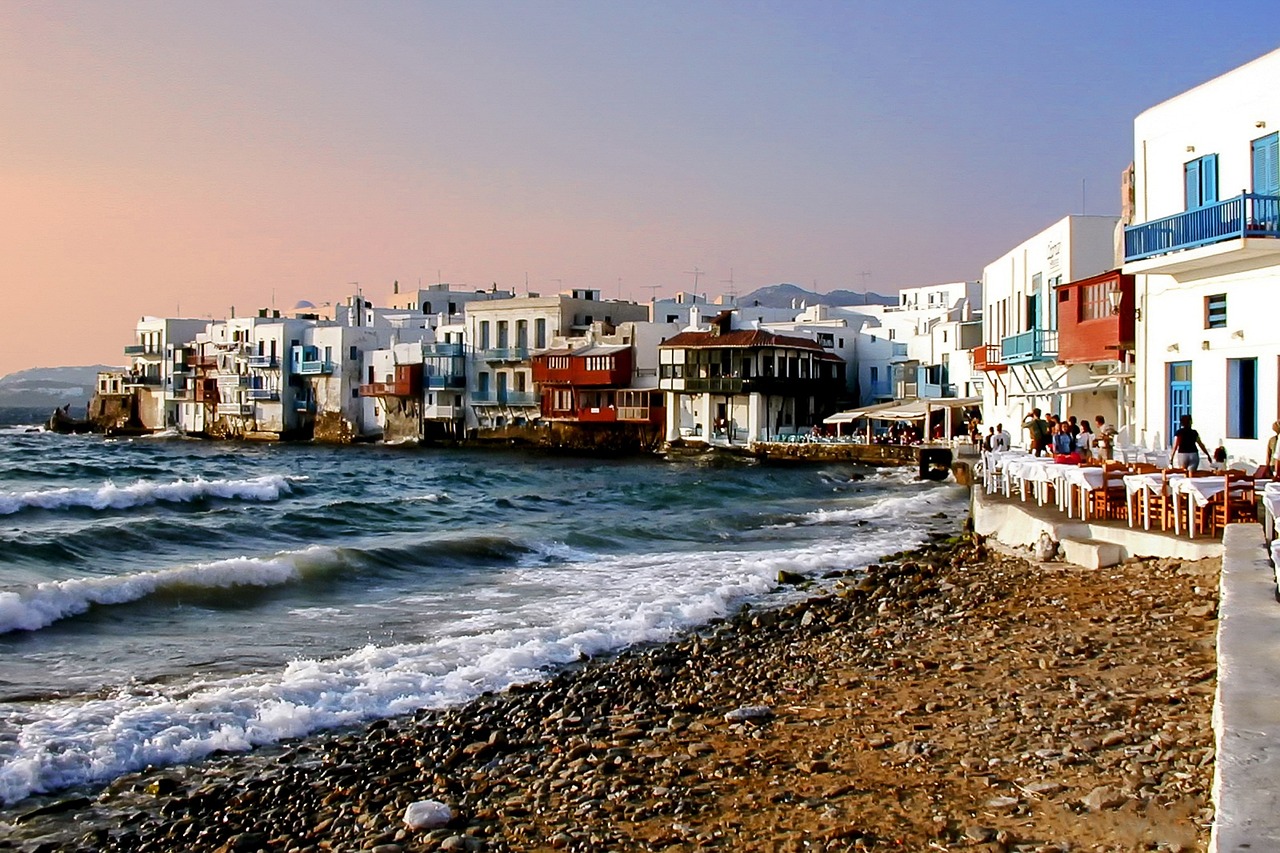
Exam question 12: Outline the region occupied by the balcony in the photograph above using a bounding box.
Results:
[186,353,217,370]
[424,343,465,358]
[294,398,316,413]
[471,390,538,406]
[482,347,530,362]
[1000,329,1058,365]
[216,402,254,416]
[122,374,162,387]
[1123,193,1280,278]
[294,359,334,375]
[424,404,461,420]
[918,382,958,398]
[247,355,279,369]
[867,378,893,399]
[889,342,909,361]
[425,374,467,389]
[971,344,1005,372]
[359,381,416,398]
[246,388,280,401]
[217,373,249,387]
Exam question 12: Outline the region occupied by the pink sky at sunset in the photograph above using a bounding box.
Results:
[2,1,1276,377]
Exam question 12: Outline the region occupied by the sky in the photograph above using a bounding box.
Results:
[2,1,1278,376]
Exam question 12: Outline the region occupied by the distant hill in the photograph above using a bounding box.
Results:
[737,283,896,309]
[0,365,119,411]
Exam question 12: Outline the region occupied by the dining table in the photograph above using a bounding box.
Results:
[1170,475,1251,538]
[1261,481,1280,541]
[1121,472,1186,530]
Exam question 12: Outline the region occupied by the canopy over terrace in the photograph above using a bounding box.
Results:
[824,396,982,440]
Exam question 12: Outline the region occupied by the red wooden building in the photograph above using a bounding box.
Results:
[1054,270,1136,364]
[531,344,664,425]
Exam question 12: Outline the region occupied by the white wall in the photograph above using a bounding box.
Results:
[1129,47,1280,462]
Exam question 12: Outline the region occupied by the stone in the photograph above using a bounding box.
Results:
[1082,785,1126,811]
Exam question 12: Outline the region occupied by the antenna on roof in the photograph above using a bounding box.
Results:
[721,268,736,300]
[643,285,661,302]
[684,266,705,295]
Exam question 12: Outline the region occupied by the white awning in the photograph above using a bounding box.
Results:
[1010,376,1132,398]
[823,401,902,423]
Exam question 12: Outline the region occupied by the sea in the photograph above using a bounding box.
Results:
[0,413,968,816]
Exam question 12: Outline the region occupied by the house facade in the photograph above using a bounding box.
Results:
[463,290,649,431]
[978,215,1122,436]
[659,311,845,444]
[1123,47,1280,461]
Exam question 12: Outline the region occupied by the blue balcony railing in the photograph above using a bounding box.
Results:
[424,343,464,357]
[1124,192,1280,262]
[425,374,467,389]
[1000,329,1058,365]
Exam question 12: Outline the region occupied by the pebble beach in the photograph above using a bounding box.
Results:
[6,534,1219,852]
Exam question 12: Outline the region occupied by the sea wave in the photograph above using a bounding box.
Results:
[0,534,538,635]
[0,514,945,806]
[0,475,298,516]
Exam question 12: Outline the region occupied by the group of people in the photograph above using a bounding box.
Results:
[1017,409,1118,462]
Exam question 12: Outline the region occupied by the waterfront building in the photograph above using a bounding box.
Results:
[421,321,468,440]
[658,309,846,444]
[293,323,396,442]
[1122,47,1280,463]
[976,215,1122,437]
[122,316,209,430]
[836,282,982,406]
[530,320,677,438]
[384,281,515,320]
[463,289,649,431]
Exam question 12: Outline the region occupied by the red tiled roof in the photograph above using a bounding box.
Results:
[659,329,825,351]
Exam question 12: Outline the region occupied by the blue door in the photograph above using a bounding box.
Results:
[1168,361,1192,441]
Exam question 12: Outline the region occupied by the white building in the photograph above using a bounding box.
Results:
[463,289,649,430]
[1122,47,1280,463]
[869,281,983,403]
[977,215,1121,438]
[123,316,209,430]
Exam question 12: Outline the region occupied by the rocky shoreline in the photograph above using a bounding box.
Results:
[5,535,1219,852]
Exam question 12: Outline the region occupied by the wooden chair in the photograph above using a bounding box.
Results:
[1145,468,1187,531]
[1089,461,1130,521]
[1211,469,1258,535]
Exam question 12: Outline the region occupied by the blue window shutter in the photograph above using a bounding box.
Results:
[1202,154,1218,204]
[1253,133,1279,196]
[1185,159,1201,209]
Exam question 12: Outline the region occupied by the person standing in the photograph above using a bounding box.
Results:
[1170,414,1210,471]
[1266,420,1280,476]
[1023,408,1049,456]
[1077,420,1094,461]
[1093,415,1118,461]
[994,423,1011,452]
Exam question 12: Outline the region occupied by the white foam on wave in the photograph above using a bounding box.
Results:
[0,483,967,805]
[0,474,297,516]
[0,546,331,634]
[796,481,967,526]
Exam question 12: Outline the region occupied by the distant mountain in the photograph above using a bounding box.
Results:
[737,283,896,309]
[0,365,119,411]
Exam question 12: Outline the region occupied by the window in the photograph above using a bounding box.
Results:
[1205,294,1227,329]
[535,318,546,349]
[1227,358,1258,439]
[349,346,358,360]
[479,321,490,350]
[1185,154,1219,209]
[1080,281,1114,322]
[552,389,573,411]
[870,366,878,381]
